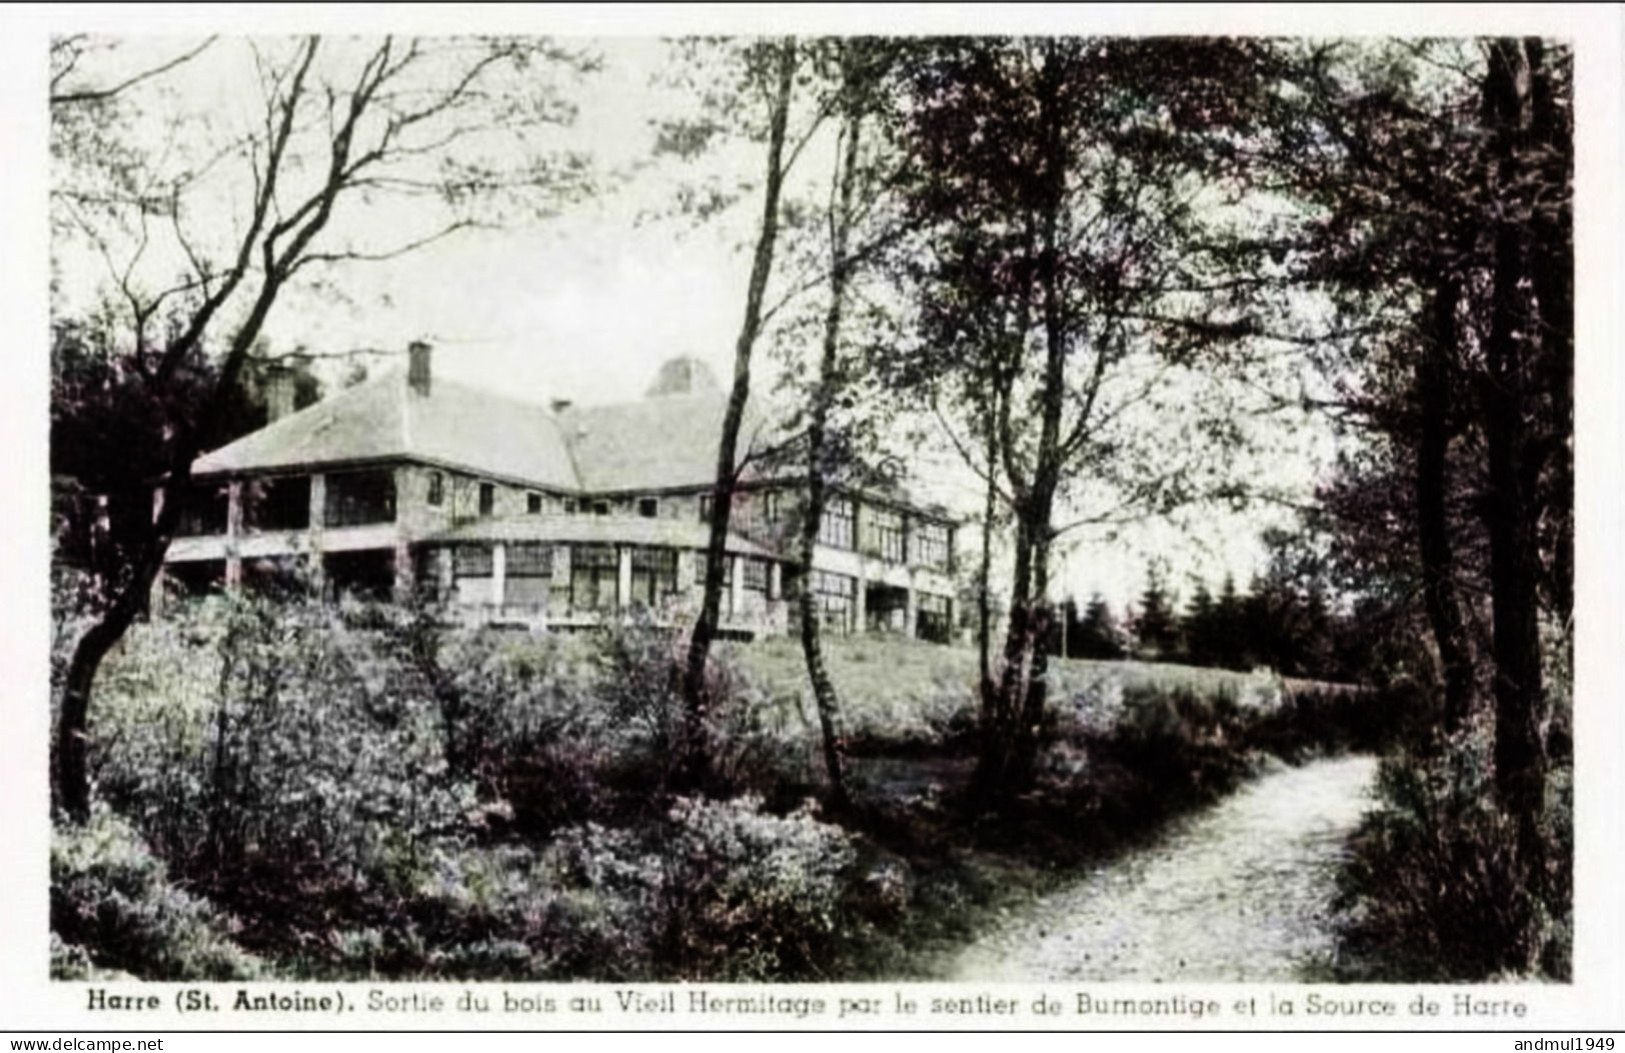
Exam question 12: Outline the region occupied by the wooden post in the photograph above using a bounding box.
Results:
[492,542,507,611]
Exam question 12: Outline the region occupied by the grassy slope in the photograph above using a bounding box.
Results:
[722,634,1331,749]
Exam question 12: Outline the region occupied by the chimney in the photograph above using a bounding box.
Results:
[408,340,432,397]
[264,364,297,423]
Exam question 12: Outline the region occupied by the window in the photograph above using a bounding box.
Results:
[638,497,658,519]
[478,483,496,517]
[592,500,611,516]
[699,495,713,523]
[917,592,953,643]
[629,547,678,607]
[694,551,733,586]
[763,490,783,524]
[453,545,493,578]
[427,472,444,507]
[812,570,857,634]
[915,520,951,571]
[819,496,855,550]
[324,470,396,527]
[244,475,310,532]
[742,559,768,593]
[563,498,578,514]
[527,492,543,515]
[507,543,552,577]
[869,506,906,563]
[570,545,618,612]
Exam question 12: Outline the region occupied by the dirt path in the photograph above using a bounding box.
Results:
[949,754,1380,982]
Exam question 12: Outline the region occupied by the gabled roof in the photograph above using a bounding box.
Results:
[193,371,579,489]
[193,358,798,500]
[557,391,781,493]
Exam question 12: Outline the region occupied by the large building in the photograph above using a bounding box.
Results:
[160,343,960,642]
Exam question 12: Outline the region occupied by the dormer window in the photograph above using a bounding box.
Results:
[479,483,495,517]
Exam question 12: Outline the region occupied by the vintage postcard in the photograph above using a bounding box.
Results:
[3,2,1621,1038]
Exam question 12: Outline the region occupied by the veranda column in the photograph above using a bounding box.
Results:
[437,547,454,602]
[552,544,572,617]
[904,584,918,640]
[492,542,507,611]
[729,555,745,625]
[224,480,243,590]
[149,566,167,618]
[393,537,414,598]
[853,574,867,636]
[676,550,698,614]
[617,547,634,614]
[307,473,327,594]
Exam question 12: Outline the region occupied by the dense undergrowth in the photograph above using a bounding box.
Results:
[1327,630,1574,982]
[53,594,1401,982]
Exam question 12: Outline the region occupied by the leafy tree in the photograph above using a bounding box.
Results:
[661,38,804,786]
[1239,38,1571,970]
[884,37,1273,798]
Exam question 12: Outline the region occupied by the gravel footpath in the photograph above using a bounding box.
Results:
[950,754,1380,982]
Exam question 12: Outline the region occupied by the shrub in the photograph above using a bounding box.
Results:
[410,797,865,981]
[1333,733,1571,981]
[92,595,475,894]
[593,620,807,800]
[658,795,859,979]
[1085,684,1253,804]
[51,809,265,980]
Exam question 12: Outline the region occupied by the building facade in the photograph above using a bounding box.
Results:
[160,344,960,642]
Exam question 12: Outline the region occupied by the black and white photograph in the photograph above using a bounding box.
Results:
[6,2,1623,1035]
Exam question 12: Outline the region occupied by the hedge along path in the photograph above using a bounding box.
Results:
[949,754,1380,982]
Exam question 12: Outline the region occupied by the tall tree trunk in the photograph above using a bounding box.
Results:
[1005,46,1070,793]
[681,41,796,784]
[55,545,167,821]
[796,98,863,810]
[1416,276,1479,732]
[1010,516,1057,788]
[1526,38,1574,626]
[974,41,1071,803]
[973,514,1033,800]
[976,413,999,717]
[56,279,289,822]
[1481,40,1550,941]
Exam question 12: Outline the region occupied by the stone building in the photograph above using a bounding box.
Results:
[160,343,960,641]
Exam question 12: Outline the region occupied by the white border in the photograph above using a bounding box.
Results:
[2,2,1620,1036]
